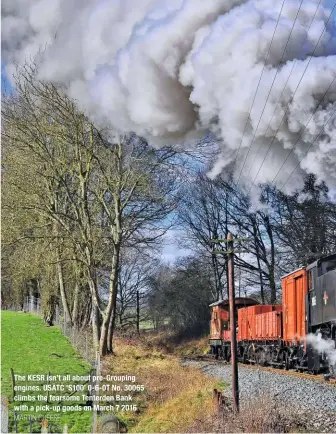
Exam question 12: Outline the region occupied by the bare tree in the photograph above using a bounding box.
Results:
[178,173,228,300]
[2,62,183,355]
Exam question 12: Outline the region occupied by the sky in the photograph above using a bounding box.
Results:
[1,61,14,94]
[161,229,191,264]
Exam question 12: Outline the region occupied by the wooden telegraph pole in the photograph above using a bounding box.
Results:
[227,232,239,412]
[211,233,248,412]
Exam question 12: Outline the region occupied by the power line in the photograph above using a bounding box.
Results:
[270,75,336,184]
[236,0,305,186]
[232,0,287,172]
[248,2,336,190]
[245,0,324,181]
[279,106,336,190]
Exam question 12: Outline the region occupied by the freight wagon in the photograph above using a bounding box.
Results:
[209,253,336,376]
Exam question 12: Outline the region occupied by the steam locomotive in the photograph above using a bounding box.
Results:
[209,253,336,377]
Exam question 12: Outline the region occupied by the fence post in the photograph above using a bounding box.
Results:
[1,397,9,434]
[14,412,18,433]
[10,368,16,399]
[92,351,101,434]
[46,371,51,403]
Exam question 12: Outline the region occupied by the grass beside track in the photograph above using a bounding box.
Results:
[1,311,92,433]
[102,336,224,433]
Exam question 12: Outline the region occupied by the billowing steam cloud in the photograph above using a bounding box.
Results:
[2,0,336,194]
[306,332,336,368]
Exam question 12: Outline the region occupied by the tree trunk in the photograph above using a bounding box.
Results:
[100,313,111,356]
[56,246,73,325]
[44,294,56,326]
[87,269,102,351]
[107,312,114,352]
[211,250,220,300]
[92,304,101,352]
[101,243,121,355]
[81,295,92,329]
[72,282,80,326]
[264,215,276,304]
[257,258,265,304]
[107,278,119,354]
[269,272,276,304]
[253,223,265,304]
[136,290,140,335]
[101,141,123,356]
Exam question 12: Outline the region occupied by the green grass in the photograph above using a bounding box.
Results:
[1,311,92,433]
[139,320,154,330]
[139,319,170,331]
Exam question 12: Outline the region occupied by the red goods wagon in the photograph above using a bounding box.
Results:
[209,254,336,376]
[223,329,231,341]
[210,298,259,342]
[238,307,248,341]
[209,306,230,341]
[281,268,308,342]
[255,309,282,340]
[238,305,274,341]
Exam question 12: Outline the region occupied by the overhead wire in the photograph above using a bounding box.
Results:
[231,0,287,173]
[279,106,336,190]
[244,0,324,182]
[236,0,306,185]
[270,75,336,185]
[247,2,336,191]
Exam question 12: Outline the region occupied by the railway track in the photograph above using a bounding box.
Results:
[183,354,336,385]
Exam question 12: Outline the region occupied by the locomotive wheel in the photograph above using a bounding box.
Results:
[256,349,266,366]
[285,355,290,370]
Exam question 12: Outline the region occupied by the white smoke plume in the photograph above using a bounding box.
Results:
[2,0,336,195]
[306,332,336,365]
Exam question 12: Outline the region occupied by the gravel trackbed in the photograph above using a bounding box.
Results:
[183,360,336,432]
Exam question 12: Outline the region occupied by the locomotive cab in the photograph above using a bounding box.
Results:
[306,254,336,375]
[306,254,336,334]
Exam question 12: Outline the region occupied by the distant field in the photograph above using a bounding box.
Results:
[1,311,92,433]
[139,320,154,330]
[139,319,169,330]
